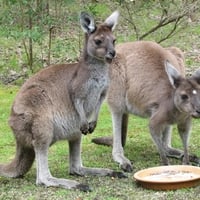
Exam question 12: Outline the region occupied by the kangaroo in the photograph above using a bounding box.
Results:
[0,11,126,191]
[92,41,200,172]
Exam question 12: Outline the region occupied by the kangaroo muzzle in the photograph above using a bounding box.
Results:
[192,109,200,118]
[105,50,116,63]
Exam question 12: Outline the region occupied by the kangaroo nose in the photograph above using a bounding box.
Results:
[108,50,116,58]
[196,109,200,115]
[192,109,200,118]
[105,50,116,63]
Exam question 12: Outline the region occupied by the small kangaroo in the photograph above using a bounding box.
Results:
[0,11,126,191]
[92,41,200,172]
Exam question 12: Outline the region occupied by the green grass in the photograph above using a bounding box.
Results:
[0,85,200,200]
[1,1,200,84]
[1,1,200,199]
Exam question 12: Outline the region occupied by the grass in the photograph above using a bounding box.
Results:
[0,85,200,200]
[1,1,200,199]
[1,1,200,85]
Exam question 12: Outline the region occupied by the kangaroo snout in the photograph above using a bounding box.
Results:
[192,109,200,118]
[105,50,116,63]
[108,50,116,58]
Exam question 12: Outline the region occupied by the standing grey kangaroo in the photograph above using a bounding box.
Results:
[92,41,200,172]
[0,11,126,191]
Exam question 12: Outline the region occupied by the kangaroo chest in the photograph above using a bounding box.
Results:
[84,67,109,114]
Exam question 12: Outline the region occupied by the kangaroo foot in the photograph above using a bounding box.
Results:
[37,176,91,191]
[110,171,128,178]
[120,163,133,173]
[188,154,200,166]
[76,183,92,192]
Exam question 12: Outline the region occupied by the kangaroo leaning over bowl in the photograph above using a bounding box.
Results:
[92,41,200,172]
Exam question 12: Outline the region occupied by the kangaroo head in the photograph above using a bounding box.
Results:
[80,11,119,63]
[165,60,200,118]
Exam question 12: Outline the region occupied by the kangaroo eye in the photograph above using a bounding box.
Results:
[95,39,102,45]
[181,94,189,100]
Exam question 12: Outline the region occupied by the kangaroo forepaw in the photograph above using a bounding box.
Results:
[110,171,127,178]
[80,123,89,135]
[76,183,92,192]
[80,121,97,135]
[88,121,97,133]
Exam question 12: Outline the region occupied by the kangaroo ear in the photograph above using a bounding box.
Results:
[80,12,96,33]
[165,60,182,89]
[104,10,119,31]
[191,69,200,85]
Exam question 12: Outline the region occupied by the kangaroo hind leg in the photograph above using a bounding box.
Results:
[32,120,90,191]
[112,112,132,172]
[69,137,126,178]
[162,126,184,159]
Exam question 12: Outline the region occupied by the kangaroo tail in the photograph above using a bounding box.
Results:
[92,135,113,146]
[92,113,129,147]
[0,141,35,178]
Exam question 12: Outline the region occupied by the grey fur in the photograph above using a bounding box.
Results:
[0,11,124,191]
[92,41,200,172]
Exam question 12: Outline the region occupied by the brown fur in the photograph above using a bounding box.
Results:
[92,41,200,172]
[0,11,125,191]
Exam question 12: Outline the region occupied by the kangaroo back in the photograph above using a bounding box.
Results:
[93,41,200,172]
[108,41,185,117]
